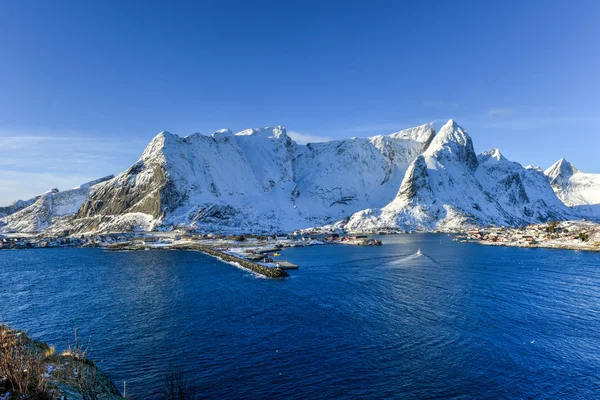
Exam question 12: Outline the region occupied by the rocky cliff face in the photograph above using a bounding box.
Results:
[345,120,574,231]
[544,158,600,220]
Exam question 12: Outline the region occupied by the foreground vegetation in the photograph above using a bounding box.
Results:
[1,324,200,399]
[0,324,123,400]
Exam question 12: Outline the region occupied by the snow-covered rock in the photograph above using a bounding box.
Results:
[545,158,600,220]
[345,120,574,231]
[0,176,114,233]
[0,194,44,218]
[71,124,436,233]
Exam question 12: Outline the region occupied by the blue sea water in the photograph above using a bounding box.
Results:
[1,234,599,399]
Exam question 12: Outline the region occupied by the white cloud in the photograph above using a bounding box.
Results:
[288,130,332,144]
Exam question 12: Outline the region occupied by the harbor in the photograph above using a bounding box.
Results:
[0,230,384,278]
[173,243,290,278]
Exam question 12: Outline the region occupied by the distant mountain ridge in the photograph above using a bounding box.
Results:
[0,194,44,218]
[0,120,597,235]
[0,176,113,233]
[544,158,600,220]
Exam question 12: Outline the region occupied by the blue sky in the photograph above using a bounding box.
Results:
[0,0,599,203]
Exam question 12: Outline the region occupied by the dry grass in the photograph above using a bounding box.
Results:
[63,327,100,400]
[0,323,57,399]
[2,323,198,399]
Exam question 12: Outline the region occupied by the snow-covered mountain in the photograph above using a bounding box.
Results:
[545,159,600,220]
[2,119,592,235]
[0,176,113,233]
[69,124,435,233]
[345,120,574,231]
[0,194,43,218]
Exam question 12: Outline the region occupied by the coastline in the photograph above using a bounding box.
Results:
[456,220,600,253]
[474,239,600,252]
[2,220,599,255]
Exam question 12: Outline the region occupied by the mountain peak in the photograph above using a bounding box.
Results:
[73,175,115,190]
[423,119,478,171]
[141,130,181,161]
[210,129,234,141]
[388,122,436,143]
[525,165,544,173]
[544,158,578,180]
[235,126,287,139]
[428,120,470,146]
[478,148,507,164]
[153,131,178,141]
[488,148,503,159]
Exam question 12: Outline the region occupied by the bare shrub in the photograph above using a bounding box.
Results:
[0,323,55,399]
[64,327,99,400]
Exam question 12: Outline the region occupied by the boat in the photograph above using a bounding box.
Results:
[416,248,422,255]
[273,252,281,257]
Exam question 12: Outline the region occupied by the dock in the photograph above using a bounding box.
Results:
[172,244,289,278]
[276,261,299,270]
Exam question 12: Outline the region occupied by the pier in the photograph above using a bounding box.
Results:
[277,261,299,270]
[173,244,289,278]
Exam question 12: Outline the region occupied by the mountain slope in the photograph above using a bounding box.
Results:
[0,194,44,218]
[545,159,600,220]
[0,176,114,233]
[70,124,435,233]
[346,120,574,231]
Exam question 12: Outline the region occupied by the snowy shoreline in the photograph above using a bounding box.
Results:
[474,240,600,252]
[456,220,600,253]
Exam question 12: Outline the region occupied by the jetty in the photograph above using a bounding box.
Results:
[173,243,289,278]
[277,261,299,270]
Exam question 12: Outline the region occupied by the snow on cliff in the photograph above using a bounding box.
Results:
[345,120,574,231]
[3,119,594,235]
[0,195,43,218]
[0,176,114,233]
[545,158,600,220]
[71,124,435,233]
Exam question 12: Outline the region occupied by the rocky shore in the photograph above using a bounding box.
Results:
[0,324,123,400]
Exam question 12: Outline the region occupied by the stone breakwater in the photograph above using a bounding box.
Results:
[173,244,289,278]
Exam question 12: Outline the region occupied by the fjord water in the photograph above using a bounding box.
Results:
[1,235,599,399]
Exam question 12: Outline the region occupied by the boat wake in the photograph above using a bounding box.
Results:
[387,250,441,267]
